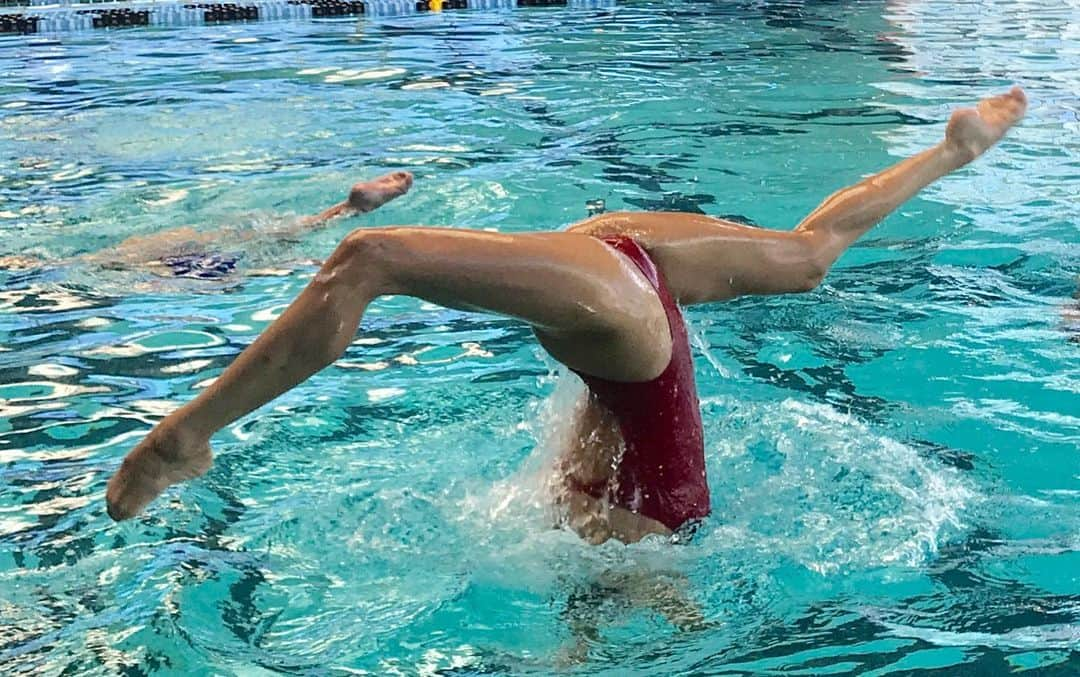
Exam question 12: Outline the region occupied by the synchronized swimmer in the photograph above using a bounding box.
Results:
[0,172,414,279]
[102,88,1027,544]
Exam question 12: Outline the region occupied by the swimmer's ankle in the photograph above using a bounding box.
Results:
[167,405,218,445]
[106,419,213,521]
[937,140,972,171]
[151,418,212,463]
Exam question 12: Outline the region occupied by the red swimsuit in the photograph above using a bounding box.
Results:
[570,236,710,532]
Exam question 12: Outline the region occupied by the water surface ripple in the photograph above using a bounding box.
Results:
[1,0,1078,674]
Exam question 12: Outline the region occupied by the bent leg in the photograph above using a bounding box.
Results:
[572,88,1027,304]
[106,227,670,520]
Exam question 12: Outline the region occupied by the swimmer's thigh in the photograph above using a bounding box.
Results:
[567,211,826,303]
[335,227,672,381]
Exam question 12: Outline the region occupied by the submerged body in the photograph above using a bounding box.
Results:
[0,173,414,279]
[100,89,1028,545]
[561,236,709,541]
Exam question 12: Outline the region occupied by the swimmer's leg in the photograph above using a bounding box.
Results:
[571,88,1028,304]
[87,172,414,271]
[556,571,706,664]
[283,171,415,234]
[0,254,46,271]
[106,228,671,520]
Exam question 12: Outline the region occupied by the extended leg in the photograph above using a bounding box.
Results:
[91,172,416,269]
[105,227,670,520]
[571,88,1028,304]
[281,171,415,235]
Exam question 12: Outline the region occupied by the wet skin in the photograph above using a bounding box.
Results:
[0,172,414,275]
[102,89,1028,543]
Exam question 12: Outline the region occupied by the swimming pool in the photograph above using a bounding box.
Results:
[2,0,1078,672]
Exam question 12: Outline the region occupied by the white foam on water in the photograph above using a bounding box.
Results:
[478,86,517,96]
[445,372,700,598]
[143,188,188,207]
[297,67,340,75]
[701,398,979,574]
[433,360,976,601]
[51,166,95,182]
[395,143,470,152]
[400,81,450,91]
[367,387,406,403]
[338,360,389,371]
[875,617,1080,651]
[252,304,288,322]
[325,67,406,83]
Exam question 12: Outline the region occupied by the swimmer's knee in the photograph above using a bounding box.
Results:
[329,227,414,290]
[788,235,830,293]
[794,261,827,293]
[338,227,407,261]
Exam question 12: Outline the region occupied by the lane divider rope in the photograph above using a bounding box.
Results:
[1,0,614,33]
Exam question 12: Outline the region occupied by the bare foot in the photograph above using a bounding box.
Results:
[945,86,1028,165]
[347,171,414,213]
[105,424,212,520]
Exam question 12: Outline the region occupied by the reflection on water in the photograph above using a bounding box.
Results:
[2,0,1078,674]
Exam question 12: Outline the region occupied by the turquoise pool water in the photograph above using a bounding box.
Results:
[2,0,1078,673]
